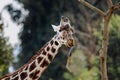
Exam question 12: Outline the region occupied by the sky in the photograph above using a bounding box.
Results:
[0,0,28,72]
[0,0,28,47]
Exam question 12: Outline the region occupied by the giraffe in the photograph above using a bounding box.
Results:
[0,16,75,80]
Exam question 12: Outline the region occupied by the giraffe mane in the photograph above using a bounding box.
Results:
[0,64,26,79]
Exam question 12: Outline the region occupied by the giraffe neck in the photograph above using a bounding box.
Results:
[0,34,62,80]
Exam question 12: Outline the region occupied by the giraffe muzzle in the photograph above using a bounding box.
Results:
[66,38,75,47]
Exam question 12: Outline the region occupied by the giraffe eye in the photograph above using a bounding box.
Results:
[59,29,62,32]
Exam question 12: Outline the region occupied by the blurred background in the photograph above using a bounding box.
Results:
[0,0,120,80]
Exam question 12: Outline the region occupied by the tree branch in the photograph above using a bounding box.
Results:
[78,0,120,80]
[106,0,113,8]
[113,2,120,11]
[78,0,105,16]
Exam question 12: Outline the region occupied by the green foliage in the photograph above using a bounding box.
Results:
[63,50,100,80]
[107,14,120,80]
[94,28,102,46]
[109,14,120,38]
[0,24,13,76]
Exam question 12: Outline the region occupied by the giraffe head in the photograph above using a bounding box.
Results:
[52,16,75,47]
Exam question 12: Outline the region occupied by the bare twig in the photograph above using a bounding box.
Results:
[113,2,120,11]
[75,30,91,38]
[106,0,113,8]
[78,0,105,16]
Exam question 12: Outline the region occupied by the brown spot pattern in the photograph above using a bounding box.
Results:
[20,72,27,80]
[29,62,36,72]
[51,47,56,53]
[63,31,67,39]
[42,50,46,55]
[50,40,54,45]
[55,41,59,46]
[48,54,53,61]
[40,59,49,67]
[29,70,40,79]
[37,56,43,64]
[46,46,50,51]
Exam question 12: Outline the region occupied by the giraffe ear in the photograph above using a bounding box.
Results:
[52,25,60,32]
